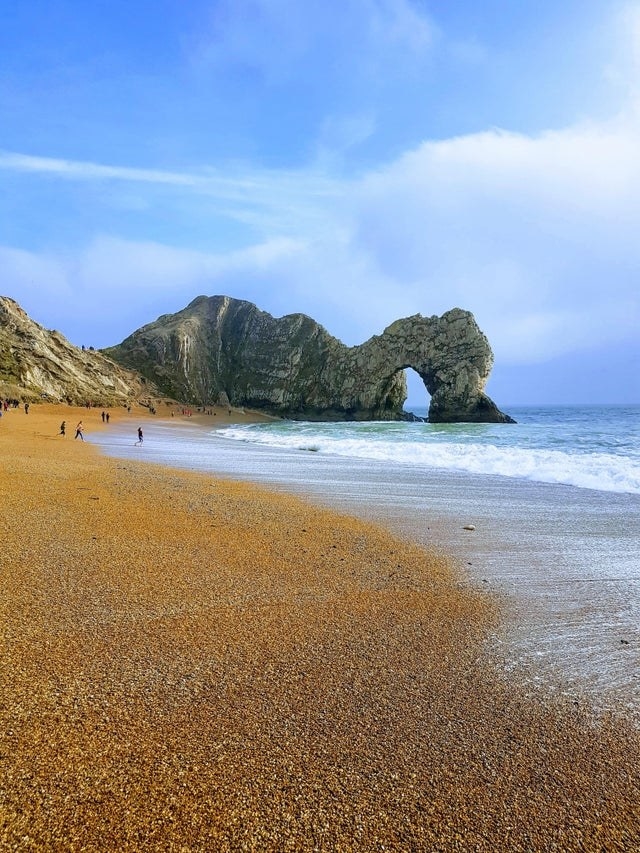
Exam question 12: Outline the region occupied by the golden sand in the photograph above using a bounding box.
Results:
[1,404,639,851]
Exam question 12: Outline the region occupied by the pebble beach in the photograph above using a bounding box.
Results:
[1,404,639,851]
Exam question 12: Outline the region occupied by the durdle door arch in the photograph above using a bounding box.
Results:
[104,295,515,423]
[341,309,515,424]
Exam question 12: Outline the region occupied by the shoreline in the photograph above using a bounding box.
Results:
[2,404,639,850]
[93,407,640,717]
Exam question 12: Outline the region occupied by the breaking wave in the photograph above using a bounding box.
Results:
[215,418,640,495]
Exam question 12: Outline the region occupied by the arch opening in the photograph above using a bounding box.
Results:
[404,368,430,419]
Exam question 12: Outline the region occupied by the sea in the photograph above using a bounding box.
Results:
[92,404,640,718]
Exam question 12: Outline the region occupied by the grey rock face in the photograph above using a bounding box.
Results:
[106,295,514,423]
[0,296,151,405]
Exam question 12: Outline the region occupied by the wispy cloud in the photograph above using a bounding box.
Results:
[366,0,437,56]
[0,149,338,198]
[193,0,437,84]
[0,149,343,236]
[0,151,200,186]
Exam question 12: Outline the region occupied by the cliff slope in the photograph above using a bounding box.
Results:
[0,296,153,406]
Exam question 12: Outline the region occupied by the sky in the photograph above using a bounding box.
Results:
[1,0,639,406]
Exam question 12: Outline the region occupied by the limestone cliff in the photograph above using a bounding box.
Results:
[106,295,514,423]
[0,296,153,405]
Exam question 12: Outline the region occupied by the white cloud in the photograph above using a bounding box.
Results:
[0,151,199,187]
[346,118,640,361]
[0,235,309,346]
[3,112,640,367]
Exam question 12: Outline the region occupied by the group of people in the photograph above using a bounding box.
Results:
[57,419,143,445]
[2,400,144,447]
[58,420,84,439]
[1,400,29,415]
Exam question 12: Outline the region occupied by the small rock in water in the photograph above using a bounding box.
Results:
[462,524,476,531]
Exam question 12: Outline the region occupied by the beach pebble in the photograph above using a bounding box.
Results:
[2,404,639,852]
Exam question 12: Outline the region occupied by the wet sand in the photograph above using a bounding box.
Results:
[1,404,639,851]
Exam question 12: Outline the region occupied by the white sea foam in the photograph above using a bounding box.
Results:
[216,424,640,494]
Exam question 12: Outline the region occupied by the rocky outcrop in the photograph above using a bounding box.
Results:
[106,295,514,423]
[0,296,154,405]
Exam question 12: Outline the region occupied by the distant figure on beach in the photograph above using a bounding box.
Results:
[75,421,84,440]
[106,412,110,423]
[59,421,66,437]
[101,411,105,422]
[24,403,29,414]
[135,427,143,446]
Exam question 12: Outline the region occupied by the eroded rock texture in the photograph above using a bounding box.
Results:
[106,296,514,423]
[0,296,152,405]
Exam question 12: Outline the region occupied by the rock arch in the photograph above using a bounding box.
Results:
[107,296,515,423]
[346,308,515,423]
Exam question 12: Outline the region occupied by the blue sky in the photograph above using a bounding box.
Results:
[1,0,639,405]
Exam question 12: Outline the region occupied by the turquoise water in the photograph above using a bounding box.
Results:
[215,404,640,494]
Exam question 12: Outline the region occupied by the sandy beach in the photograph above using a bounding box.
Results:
[1,404,639,851]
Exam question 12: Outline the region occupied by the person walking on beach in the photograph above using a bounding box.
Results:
[75,421,84,440]
[135,426,143,446]
[59,421,66,437]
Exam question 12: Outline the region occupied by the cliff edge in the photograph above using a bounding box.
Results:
[0,296,153,406]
